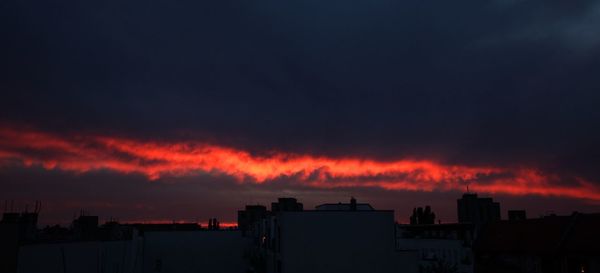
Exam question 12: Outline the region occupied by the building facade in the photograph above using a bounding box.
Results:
[249,199,417,273]
[457,193,501,226]
[397,223,474,273]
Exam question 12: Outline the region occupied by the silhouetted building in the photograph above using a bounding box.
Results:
[208,218,220,230]
[508,210,527,221]
[1,212,19,224]
[457,193,500,226]
[1,203,41,273]
[17,222,247,273]
[12,196,600,273]
[18,212,38,242]
[0,214,20,273]
[37,224,70,242]
[315,197,374,211]
[72,214,99,240]
[127,223,201,233]
[251,198,417,273]
[141,230,249,273]
[18,231,144,273]
[475,212,600,273]
[97,221,133,241]
[410,206,436,225]
[271,198,303,212]
[238,205,268,236]
[397,223,475,273]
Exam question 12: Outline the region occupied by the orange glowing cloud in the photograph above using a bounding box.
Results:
[1,126,600,201]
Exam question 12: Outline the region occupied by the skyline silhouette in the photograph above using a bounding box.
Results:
[3,195,599,273]
[2,0,600,272]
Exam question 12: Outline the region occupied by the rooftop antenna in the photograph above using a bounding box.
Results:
[10,200,14,212]
[466,183,470,193]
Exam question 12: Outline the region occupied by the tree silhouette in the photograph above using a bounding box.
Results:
[410,206,436,225]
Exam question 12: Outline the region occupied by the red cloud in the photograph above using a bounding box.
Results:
[1,126,600,201]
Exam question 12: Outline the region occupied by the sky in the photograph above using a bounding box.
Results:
[1,0,600,226]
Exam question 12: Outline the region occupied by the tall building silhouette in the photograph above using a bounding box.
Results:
[271,198,303,212]
[457,193,500,226]
[255,197,416,273]
[237,205,268,236]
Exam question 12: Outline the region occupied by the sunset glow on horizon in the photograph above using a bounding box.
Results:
[2,126,599,202]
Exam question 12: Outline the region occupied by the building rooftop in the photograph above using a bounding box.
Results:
[475,212,600,254]
[315,203,374,211]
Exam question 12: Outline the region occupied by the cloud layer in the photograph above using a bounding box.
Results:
[1,0,600,222]
[2,126,599,202]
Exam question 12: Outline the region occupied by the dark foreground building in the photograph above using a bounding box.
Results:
[246,198,418,273]
[6,196,600,273]
[475,212,600,273]
[457,193,501,226]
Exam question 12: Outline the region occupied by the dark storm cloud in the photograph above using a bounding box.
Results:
[1,0,599,184]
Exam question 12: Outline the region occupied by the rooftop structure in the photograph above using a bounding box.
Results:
[475,212,600,273]
[315,197,374,211]
[271,198,303,212]
[457,193,500,226]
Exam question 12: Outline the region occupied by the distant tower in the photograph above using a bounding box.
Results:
[457,193,501,225]
[271,198,303,212]
[208,218,219,230]
[237,205,267,236]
